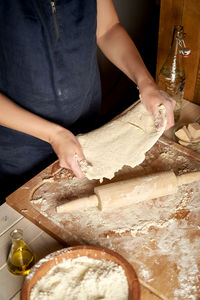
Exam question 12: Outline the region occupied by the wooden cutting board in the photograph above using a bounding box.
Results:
[6,135,200,300]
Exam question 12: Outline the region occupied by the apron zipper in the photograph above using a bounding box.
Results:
[50,0,60,40]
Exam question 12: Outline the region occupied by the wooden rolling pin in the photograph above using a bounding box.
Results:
[56,170,200,213]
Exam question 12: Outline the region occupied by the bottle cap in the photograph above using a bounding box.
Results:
[179,48,191,57]
[178,38,191,57]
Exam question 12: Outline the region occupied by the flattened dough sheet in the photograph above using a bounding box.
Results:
[77,102,166,181]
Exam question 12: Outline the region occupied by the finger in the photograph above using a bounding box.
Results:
[165,110,175,130]
[70,157,85,178]
[163,102,175,130]
[59,156,85,178]
[75,140,86,160]
[153,109,164,131]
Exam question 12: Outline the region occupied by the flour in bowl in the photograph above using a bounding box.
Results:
[30,256,128,300]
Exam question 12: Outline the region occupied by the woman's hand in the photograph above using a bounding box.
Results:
[139,81,176,130]
[0,93,86,178]
[50,127,86,178]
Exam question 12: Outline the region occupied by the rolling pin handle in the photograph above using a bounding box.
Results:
[176,171,200,186]
[56,194,98,213]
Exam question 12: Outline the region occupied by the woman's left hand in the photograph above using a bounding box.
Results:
[139,82,176,130]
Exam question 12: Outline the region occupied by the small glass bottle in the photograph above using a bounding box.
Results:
[7,229,35,276]
[157,25,188,123]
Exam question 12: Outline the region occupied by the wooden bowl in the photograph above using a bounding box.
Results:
[21,245,140,300]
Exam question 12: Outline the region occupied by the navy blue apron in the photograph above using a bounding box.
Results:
[0,0,101,202]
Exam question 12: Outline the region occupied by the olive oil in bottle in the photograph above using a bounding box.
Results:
[7,229,35,276]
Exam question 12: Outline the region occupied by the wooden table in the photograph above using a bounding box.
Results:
[1,99,200,300]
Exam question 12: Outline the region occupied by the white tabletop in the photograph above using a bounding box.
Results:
[1,99,200,300]
[0,202,63,300]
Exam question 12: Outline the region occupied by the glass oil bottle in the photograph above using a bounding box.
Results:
[157,25,190,123]
[7,229,35,276]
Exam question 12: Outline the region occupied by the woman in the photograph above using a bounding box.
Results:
[0,0,174,202]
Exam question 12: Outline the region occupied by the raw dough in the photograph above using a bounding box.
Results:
[175,126,191,142]
[77,102,166,181]
[188,122,200,140]
[175,122,200,146]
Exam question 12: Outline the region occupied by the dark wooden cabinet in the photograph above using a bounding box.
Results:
[156,0,200,104]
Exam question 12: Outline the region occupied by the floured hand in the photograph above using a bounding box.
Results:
[50,128,85,178]
[138,82,176,130]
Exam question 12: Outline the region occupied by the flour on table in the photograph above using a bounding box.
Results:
[77,102,166,181]
[30,256,128,300]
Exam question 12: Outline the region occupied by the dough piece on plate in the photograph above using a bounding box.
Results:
[187,122,200,140]
[77,102,166,181]
[175,126,191,142]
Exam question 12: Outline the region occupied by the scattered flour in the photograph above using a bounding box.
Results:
[30,138,200,299]
[157,219,200,300]
[30,256,128,300]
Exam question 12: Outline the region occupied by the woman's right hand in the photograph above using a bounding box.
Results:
[49,127,86,178]
[0,93,86,178]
